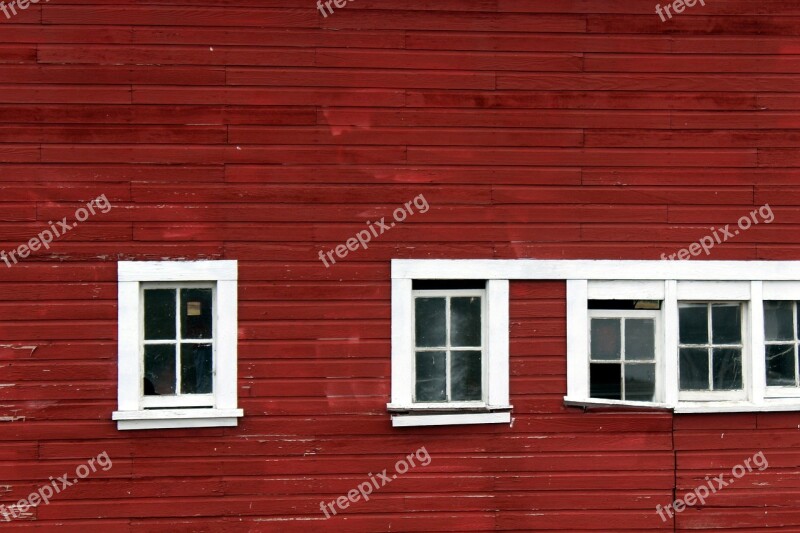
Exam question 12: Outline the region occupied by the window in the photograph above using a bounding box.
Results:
[678,303,745,398]
[388,277,510,427]
[589,310,659,402]
[765,301,800,388]
[395,259,800,417]
[142,284,215,405]
[414,289,485,403]
[113,261,242,430]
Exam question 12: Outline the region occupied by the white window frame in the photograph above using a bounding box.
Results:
[677,301,748,402]
[113,260,243,430]
[139,281,216,409]
[763,282,800,398]
[588,309,663,404]
[388,275,511,427]
[392,259,800,415]
[411,288,487,407]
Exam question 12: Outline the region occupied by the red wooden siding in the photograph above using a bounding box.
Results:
[0,0,798,530]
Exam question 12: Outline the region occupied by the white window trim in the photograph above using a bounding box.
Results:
[393,259,800,415]
[570,279,797,412]
[388,277,511,427]
[113,260,243,430]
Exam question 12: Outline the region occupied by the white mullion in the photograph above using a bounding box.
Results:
[750,282,764,405]
[139,284,146,403]
[795,303,799,387]
[708,303,714,391]
[445,296,452,402]
[175,288,182,396]
[664,280,678,405]
[620,319,626,401]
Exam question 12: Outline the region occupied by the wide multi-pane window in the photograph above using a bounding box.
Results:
[142,284,215,405]
[413,289,485,403]
[764,301,800,388]
[679,303,744,393]
[589,311,658,402]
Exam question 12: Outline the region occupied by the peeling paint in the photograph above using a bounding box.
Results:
[0,345,37,357]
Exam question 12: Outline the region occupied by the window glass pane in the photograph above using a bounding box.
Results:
[415,351,446,401]
[144,344,176,395]
[680,348,709,390]
[450,297,481,347]
[625,363,656,402]
[415,298,446,348]
[590,363,621,400]
[180,343,213,394]
[591,319,621,360]
[679,304,708,344]
[625,319,655,361]
[765,301,794,342]
[181,288,213,340]
[712,304,741,344]
[451,350,482,401]
[712,348,743,390]
[144,289,176,340]
[766,344,796,387]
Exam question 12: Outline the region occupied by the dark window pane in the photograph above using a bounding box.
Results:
[712,348,743,390]
[712,304,741,345]
[415,298,446,348]
[144,289,176,340]
[144,344,176,395]
[590,363,621,400]
[765,301,794,342]
[766,344,796,387]
[415,351,446,402]
[450,297,482,347]
[591,319,621,360]
[625,363,656,402]
[679,304,708,344]
[180,343,213,394]
[680,348,709,390]
[451,350,482,401]
[625,319,655,361]
[181,289,213,340]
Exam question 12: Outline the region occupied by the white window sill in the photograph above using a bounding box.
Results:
[564,397,672,410]
[565,396,800,414]
[112,408,244,430]
[675,400,800,413]
[389,405,512,427]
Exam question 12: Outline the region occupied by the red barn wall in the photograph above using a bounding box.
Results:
[0,0,798,530]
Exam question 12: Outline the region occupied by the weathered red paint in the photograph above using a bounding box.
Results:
[0,0,797,530]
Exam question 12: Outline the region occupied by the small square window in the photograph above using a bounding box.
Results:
[113,261,242,430]
[678,302,745,399]
[588,311,658,403]
[142,285,215,404]
[413,292,484,403]
[388,278,511,427]
[764,301,800,388]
